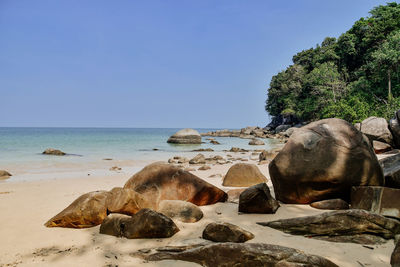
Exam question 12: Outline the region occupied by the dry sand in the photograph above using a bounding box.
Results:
[0,153,395,266]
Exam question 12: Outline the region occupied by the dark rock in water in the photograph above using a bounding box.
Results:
[391,237,400,267]
[229,147,248,152]
[192,148,214,152]
[189,154,206,164]
[257,209,400,245]
[351,186,400,218]
[269,118,384,204]
[222,163,267,187]
[100,209,179,239]
[310,199,349,210]
[131,242,338,267]
[210,140,220,145]
[239,183,280,214]
[157,200,203,223]
[124,162,227,207]
[202,222,254,243]
[0,170,12,180]
[167,128,202,144]
[379,153,400,188]
[198,165,211,171]
[373,140,392,154]
[42,148,66,156]
[359,116,393,146]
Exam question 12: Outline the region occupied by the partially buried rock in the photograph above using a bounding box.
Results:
[189,153,206,164]
[0,170,12,180]
[210,140,220,145]
[202,222,254,243]
[269,118,384,204]
[258,209,400,245]
[239,183,280,214]
[222,163,267,187]
[124,162,227,207]
[109,166,121,171]
[157,200,203,223]
[258,150,276,161]
[198,165,211,171]
[100,209,179,238]
[167,128,202,144]
[310,199,349,210]
[132,242,338,267]
[42,148,66,156]
[248,138,264,146]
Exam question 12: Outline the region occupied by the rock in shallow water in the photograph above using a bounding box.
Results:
[248,138,264,146]
[202,222,254,243]
[167,128,202,144]
[131,242,338,267]
[239,183,280,214]
[257,209,400,245]
[42,148,66,156]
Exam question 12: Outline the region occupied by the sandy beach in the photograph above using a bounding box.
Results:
[0,153,394,267]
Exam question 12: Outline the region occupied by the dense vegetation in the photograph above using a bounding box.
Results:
[265,2,400,123]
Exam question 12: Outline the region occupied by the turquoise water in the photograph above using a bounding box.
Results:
[0,127,281,165]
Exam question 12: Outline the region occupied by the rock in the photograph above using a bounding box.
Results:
[210,140,220,145]
[192,148,214,152]
[109,166,121,171]
[258,209,400,245]
[229,147,248,153]
[226,188,246,203]
[167,128,202,144]
[100,209,179,239]
[184,167,196,172]
[157,200,203,223]
[248,139,264,146]
[106,187,153,215]
[45,191,110,228]
[258,150,277,161]
[275,124,291,133]
[222,163,267,187]
[269,118,384,204]
[103,158,113,160]
[373,140,392,154]
[310,199,349,210]
[239,183,280,214]
[124,162,227,207]
[189,154,206,164]
[42,148,66,156]
[0,170,12,180]
[202,222,254,243]
[360,116,393,145]
[198,165,211,171]
[132,242,338,267]
[351,186,400,218]
[391,237,400,266]
[390,115,400,148]
[284,127,298,137]
[379,153,400,188]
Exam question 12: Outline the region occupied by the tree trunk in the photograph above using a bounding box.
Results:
[388,69,392,101]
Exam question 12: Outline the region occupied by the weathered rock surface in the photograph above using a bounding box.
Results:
[351,186,400,218]
[0,170,12,179]
[202,222,254,243]
[42,148,66,156]
[258,150,277,161]
[157,200,203,223]
[239,183,280,214]
[275,124,291,133]
[100,209,179,238]
[167,128,202,144]
[189,154,206,164]
[106,187,153,215]
[310,199,349,210]
[373,140,392,154]
[226,188,246,203]
[379,153,400,188]
[258,209,400,244]
[132,242,338,267]
[269,118,384,204]
[248,138,264,146]
[359,116,393,145]
[45,191,110,228]
[228,147,248,153]
[124,162,227,207]
[222,163,267,187]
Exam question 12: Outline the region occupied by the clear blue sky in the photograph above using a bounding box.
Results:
[0,0,392,128]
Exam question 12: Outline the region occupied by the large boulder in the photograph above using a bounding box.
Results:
[99,209,179,239]
[189,154,206,164]
[379,152,400,188]
[167,128,201,144]
[0,170,12,180]
[42,148,66,156]
[269,118,384,204]
[106,187,154,215]
[222,163,267,187]
[132,242,338,267]
[359,116,393,145]
[202,222,254,243]
[157,200,203,223]
[258,209,400,245]
[238,183,280,214]
[124,162,227,207]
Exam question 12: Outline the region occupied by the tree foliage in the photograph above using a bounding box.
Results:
[266,2,400,123]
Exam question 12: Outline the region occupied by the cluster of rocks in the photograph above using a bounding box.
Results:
[201,126,289,141]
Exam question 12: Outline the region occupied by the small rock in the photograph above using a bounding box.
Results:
[248,139,265,146]
[192,148,214,152]
[198,165,211,171]
[109,166,122,171]
[189,154,206,164]
[239,183,280,214]
[0,170,12,180]
[42,148,66,156]
[202,222,254,243]
[310,199,349,210]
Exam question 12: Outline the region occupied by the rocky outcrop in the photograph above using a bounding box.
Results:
[351,186,400,218]
[157,200,203,223]
[124,162,227,206]
[269,118,384,204]
[132,242,338,267]
[42,148,66,156]
[201,126,288,141]
[258,209,400,245]
[248,138,264,145]
[359,116,393,145]
[189,154,206,164]
[99,209,179,239]
[238,183,280,214]
[167,128,202,144]
[379,153,400,188]
[310,199,349,210]
[202,222,254,243]
[222,163,267,187]
[0,170,12,180]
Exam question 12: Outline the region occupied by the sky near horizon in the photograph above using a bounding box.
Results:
[0,0,392,128]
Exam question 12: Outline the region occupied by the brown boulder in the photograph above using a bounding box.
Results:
[42,148,66,156]
[189,154,206,164]
[269,118,384,204]
[124,162,227,207]
[238,183,280,214]
[310,199,349,210]
[258,150,276,161]
[248,138,264,146]
[0,170,12,180]
[157,200,203,223]
[167,128,201,144]
[222,163,267,187]
[202,222,254,243]
[106,187,154,215]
